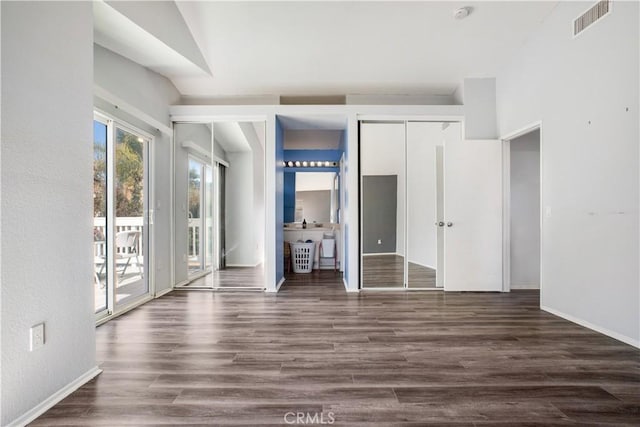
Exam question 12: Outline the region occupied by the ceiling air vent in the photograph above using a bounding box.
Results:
[573,0,611,37]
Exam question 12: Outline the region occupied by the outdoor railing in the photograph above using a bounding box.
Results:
[93,217,208,259]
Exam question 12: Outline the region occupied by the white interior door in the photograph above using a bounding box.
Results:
[443,124,503,291]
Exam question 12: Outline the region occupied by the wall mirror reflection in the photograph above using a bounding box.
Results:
[285,172,339,225]
[174,120,266,290]
[360,121,449,290]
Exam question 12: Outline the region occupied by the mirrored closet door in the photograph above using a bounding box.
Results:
[360,120,449,290]
[173,121,265,290]
[360,122,406,288]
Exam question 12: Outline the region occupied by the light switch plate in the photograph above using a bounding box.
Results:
[30,323,45,351]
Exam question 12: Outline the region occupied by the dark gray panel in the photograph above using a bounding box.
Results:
[362,175,397,253]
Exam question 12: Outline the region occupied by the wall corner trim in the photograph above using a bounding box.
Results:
[541,305,640,349]
[6,366,102,427]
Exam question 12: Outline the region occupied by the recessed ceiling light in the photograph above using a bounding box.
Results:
[453,7,471,20]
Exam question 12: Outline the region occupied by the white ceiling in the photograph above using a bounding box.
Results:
[94,1,558,99]
[94,1,210,79]
[173,1,558,98]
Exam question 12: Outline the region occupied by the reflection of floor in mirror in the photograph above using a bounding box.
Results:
[408,261,437,288]
[183,265,264,289]
[363,254,404,288]
[362,254,437,288]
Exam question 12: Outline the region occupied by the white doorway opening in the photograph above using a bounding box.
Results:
[503,125,542,294]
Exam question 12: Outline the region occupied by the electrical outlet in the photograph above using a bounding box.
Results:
[30,323,45,351]
[377,239,382,245]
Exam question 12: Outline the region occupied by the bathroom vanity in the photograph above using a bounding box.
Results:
[284,224,341,270]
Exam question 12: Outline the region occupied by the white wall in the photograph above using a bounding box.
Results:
[496,2,639,346]
[462,78,497,139]
[510,130,540,289]
[1,3,97,424]
[284,130,342,149]
[94,45,180,128]
[406,122,441,269]
[360,122,405,255]
[248,126,265,265]
[94,44,180,294]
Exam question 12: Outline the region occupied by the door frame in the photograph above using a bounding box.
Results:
[500,121,544,295]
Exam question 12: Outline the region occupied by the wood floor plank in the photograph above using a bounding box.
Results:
[31,272,640,426]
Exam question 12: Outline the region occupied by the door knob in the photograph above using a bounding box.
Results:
[446,222,453,227]
[435,221,445,227]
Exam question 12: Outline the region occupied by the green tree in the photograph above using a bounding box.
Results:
[93,142,107,217]
[115,131,144,217]
[93,130,145,218]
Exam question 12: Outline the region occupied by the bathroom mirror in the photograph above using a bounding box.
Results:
[285,171,338,224]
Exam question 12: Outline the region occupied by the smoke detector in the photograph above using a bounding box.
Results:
[453,7,471,20]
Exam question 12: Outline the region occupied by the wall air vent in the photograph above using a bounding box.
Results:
[573,0,611,37]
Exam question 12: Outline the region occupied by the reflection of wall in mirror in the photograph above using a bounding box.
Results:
[296,190,331,223]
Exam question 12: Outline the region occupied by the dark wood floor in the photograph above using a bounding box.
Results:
[33,273,640,425]
[363,254,437,288]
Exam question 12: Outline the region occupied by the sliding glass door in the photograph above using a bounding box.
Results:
[94,113,151,317]
[115,126,149,304]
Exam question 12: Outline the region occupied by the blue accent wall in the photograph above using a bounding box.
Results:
[283,172,296,223]
[275,118,285,284]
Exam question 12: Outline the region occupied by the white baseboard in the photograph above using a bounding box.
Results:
[267,277,286,293]
[362,252,398,257]
[511,282,540,289]
[174,279,190,288]
[226,263,260,268]
[541,305,640,349]
[342,277,359,293]
[7,366,102,427]
[155,287,173,298]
